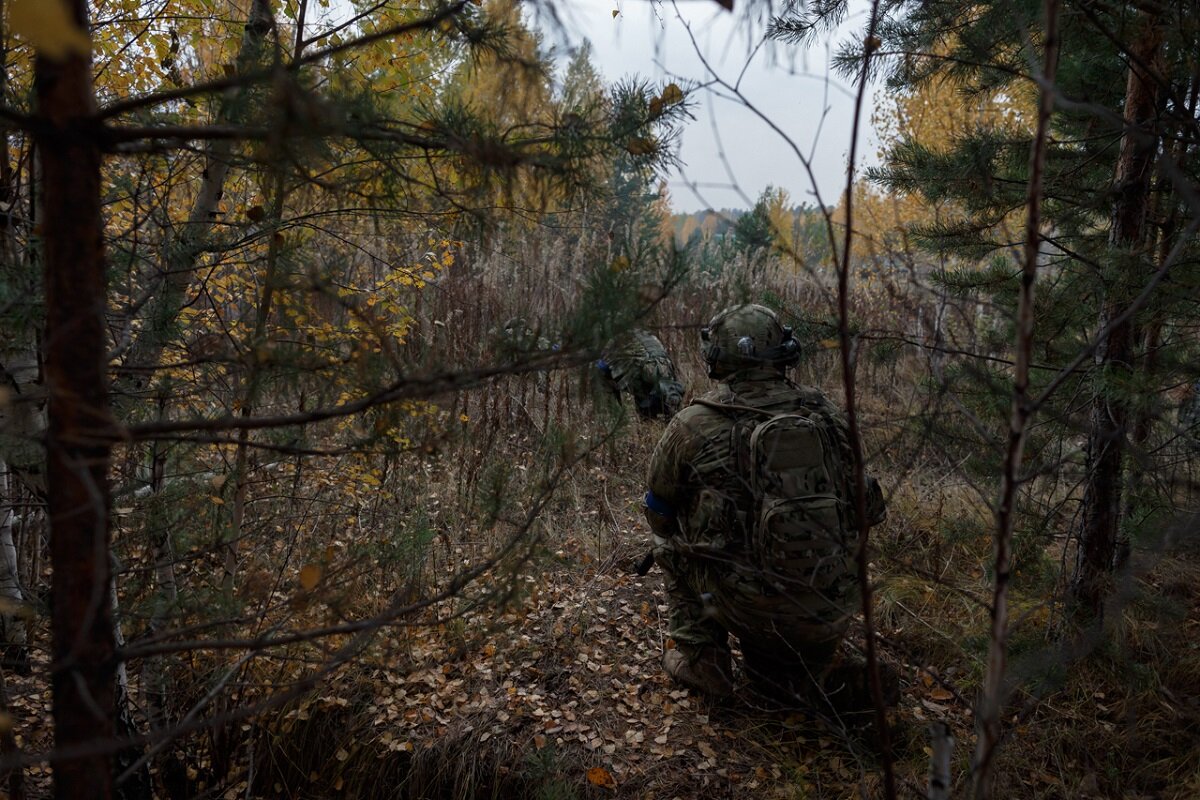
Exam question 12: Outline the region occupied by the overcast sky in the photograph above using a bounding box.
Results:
[537,0,879,214]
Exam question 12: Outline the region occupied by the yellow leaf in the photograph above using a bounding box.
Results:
[611,8,620,18]
[661,82,684,105]
[210,496,225,505]
[610,255,631,273]
[586,766,615,789]
[299,563,322,590]
[10,0,91,60]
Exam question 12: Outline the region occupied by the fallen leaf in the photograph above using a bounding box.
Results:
[587,766,616,789]
[299,563,322,590]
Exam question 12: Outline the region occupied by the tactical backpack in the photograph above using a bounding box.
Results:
[697,399,856,596]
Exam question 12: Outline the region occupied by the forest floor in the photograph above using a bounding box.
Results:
[7,417,1200,799]
[244,426,1200,800]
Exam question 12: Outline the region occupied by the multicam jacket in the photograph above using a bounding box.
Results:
[646,370,885,643]
[604,330,684,416]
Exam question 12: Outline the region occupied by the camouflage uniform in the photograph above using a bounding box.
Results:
[643,305,885,697]
[599,329,684,419]
[493,317,552,354]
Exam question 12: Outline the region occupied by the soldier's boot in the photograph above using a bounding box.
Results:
[662,646,734,698]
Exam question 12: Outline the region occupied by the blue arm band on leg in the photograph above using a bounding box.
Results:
[644,491,674,518]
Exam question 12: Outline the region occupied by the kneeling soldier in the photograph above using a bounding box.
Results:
[643,304,885,703]
[598,329,685,419]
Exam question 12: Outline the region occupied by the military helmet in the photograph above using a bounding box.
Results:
[700,304,800,378]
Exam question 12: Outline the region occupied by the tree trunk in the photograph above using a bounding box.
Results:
[112,0,275,403]
[0,467,27,673]
[0,18,35,672]
[0,662,25,800]
[111,571,152,800]
[34,3,117,797]
[1072,8,1164,615]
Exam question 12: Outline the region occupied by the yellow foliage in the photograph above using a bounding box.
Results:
[10,0,91,59]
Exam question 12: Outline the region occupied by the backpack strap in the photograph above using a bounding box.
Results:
[692,398,775,419]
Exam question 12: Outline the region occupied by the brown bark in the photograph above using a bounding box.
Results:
[34,3,116,799]
[1072,8,1164,615]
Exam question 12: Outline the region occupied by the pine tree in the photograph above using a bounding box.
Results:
[773,0,1200,618]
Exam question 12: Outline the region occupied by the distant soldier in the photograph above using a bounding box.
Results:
[597,329,684,419]
[642,304,886,704]
[492,317,551,355]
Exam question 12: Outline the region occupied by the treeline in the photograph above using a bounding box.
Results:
[668,189,835,274]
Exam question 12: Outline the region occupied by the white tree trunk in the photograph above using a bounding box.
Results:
[0,466,27,670]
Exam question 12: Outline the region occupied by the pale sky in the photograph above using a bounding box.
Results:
[537,0,879,213]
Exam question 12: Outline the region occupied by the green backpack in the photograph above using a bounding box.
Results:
[697,400,856,595]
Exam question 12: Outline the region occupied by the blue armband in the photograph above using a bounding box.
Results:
[644,490,674,518]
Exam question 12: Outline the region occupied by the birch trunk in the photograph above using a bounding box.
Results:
[112,0,277,401]
[0,467,26,673]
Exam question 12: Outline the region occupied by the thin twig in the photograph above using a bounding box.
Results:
[835,2,897,798]
[971,1,1059,796]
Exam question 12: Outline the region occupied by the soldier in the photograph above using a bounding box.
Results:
[492,317,552,355]
[642,304,886,704]
[597,329,685,419]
